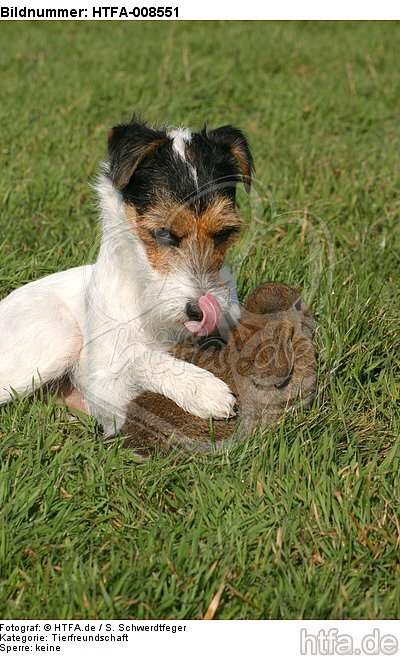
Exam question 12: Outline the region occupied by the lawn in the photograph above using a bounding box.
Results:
[0,21,399,619]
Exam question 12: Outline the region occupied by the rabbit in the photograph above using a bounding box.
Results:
[121,282,317,455]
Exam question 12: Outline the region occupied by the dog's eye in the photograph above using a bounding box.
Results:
[149,228,181,247]
[213,226,240,245]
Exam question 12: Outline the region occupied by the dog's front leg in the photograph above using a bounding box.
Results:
[134,349,237,421]
[75,344,236,437]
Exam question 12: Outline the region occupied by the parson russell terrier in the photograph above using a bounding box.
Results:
[0,117,254,436]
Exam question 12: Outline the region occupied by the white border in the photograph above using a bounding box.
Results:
[0,620,400,655]
[0,0,399,20]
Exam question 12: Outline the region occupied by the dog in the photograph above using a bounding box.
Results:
[121,282,316,455]
[0,116,254,435]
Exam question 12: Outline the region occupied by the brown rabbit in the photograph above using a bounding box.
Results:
[121,282,317,455]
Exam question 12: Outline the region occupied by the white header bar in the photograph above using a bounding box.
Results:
[0,0,399,20]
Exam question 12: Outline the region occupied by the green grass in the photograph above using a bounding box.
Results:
[1,21,400,619]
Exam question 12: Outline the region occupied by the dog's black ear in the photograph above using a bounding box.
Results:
[207,125,254,192]
[107,118,168,190]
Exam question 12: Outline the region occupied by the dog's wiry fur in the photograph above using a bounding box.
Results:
[0,117,254,435]
[122,282,317,455]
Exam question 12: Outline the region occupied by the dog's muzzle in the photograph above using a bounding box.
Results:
[184,294,222,336]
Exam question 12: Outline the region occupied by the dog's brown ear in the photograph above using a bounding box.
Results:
[108,118,168,190]
[207,125,254,192]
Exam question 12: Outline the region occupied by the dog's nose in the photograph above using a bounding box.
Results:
[186,301,203,322]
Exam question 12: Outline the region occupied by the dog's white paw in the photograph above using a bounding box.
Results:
[182,370,237,420]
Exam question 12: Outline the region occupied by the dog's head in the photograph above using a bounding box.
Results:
[106,116,254,336]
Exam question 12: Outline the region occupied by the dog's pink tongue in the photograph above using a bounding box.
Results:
[185,294,222,336]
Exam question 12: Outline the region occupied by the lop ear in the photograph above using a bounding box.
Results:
[207,125,254,192]
[107,117,168,190]
[245,282,300,314]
